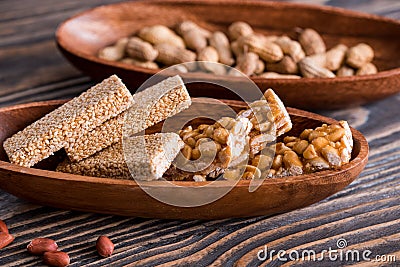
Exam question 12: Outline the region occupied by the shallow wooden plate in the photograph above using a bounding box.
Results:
[0,99,368,219]
[56,0,400,110]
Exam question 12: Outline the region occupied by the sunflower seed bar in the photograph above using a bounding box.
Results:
[64,75,191,162]
[3,75,133,167]
[57,133,184,180]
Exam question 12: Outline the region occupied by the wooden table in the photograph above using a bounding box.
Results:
[0,1,399,266]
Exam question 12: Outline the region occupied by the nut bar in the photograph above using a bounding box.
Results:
[235,120,354,179]
[270,120,353,176]
[262,88,292,136]
[65,75,191,162]
[57,133,184,180]
[164,116,252,181]
[166,89,291,181]
[224,90,292,180]
[237,88,292,156]
[3,75,133,167]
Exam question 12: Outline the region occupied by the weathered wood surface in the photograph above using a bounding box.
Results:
[0,0,399,266]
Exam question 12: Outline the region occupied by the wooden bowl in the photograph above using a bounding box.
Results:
[56,0,400,110]
[0,99,368,219]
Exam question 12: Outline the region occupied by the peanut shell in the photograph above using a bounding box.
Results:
[120,58,158,69]
[176,20,211,37]
[234,52,259,76]
[198,46,226,75]
[298,28,326,56]
[228,21,254,41]
[139,25,185,48]
[299,57,335,78]
[209,31,235,66]
[346,43,374,68]
[240,35,284,63]
[274,36,305,62]
[336,65,355,77]
[154,43,196,66]
[98,38,128,61]
[125,37,158,61]
[266,55,298,74]
[258,72,301,79]
[254,59,265,75]
[182,29,208,52]
[356,62,378,76]
[325,44,347,71]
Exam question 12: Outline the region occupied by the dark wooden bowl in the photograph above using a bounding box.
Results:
[0,99,368,219]
[55,0,400,110]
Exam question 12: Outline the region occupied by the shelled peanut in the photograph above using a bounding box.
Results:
[97,21,378,78]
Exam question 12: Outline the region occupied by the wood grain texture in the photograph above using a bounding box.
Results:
[55,0,400,109]
[0,0,399,266]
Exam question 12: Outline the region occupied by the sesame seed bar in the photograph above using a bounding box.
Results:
[124,75,191,136]
[56,142,130,179]
[64,75,191,162]
[124,132,184,180]
[57,133,184,181]
[65,111,126,162]
[3,75,133,167]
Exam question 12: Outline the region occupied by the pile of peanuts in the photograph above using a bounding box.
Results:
[98,21,378,78]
